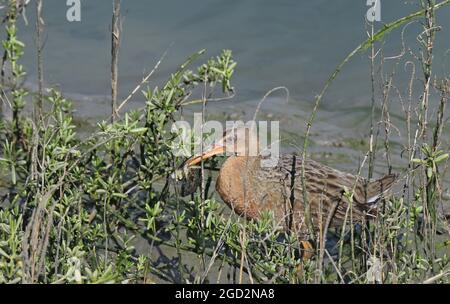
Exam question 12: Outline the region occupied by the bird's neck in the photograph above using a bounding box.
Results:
[215,156,260,219]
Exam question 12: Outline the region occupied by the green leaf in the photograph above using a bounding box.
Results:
[434,153,449,163]
[112,192,127,199]
[427,167,433,178]
[129,127,148,134]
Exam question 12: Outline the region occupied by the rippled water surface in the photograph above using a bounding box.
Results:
[16,1,450,175]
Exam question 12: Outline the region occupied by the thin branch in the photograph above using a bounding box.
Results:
[111,0,121,122]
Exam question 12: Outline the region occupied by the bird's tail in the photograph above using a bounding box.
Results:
[366,174,398,204]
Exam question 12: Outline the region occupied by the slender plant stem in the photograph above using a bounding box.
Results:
[35,0,44,122]
[111,0,121,123]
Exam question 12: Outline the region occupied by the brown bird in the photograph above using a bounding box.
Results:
[185,126,397,257]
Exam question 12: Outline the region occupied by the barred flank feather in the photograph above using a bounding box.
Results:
[366,174,398,204]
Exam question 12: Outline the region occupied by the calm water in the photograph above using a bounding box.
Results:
[17,1,450,175]
[17,1,450,100]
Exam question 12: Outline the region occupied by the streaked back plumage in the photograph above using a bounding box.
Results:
[216,154,397,238]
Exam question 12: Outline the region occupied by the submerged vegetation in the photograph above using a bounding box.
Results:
[0,0,449,283]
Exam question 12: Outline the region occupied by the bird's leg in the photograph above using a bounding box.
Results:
[300,240,314,260]
[295,240,314,282]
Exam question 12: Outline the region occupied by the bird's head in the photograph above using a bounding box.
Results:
[185,125,259,167]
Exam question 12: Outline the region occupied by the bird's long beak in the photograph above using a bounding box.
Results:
[185,144,226,167]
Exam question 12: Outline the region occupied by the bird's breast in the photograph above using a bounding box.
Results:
[216,156,263,219]
[215,156,289,221]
